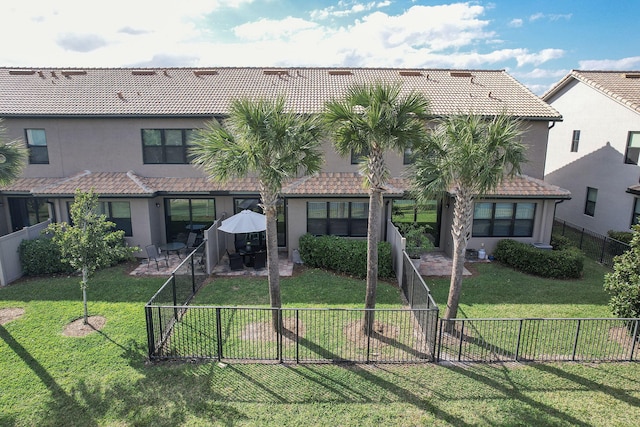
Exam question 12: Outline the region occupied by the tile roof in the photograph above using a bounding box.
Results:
[0,171,569,199]
[543,70,640,115]
[0,67,560,120]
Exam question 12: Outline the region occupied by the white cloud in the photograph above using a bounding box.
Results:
[529,12,571,22]
[512,68,569,80]
[509,18,523,27]
[311,0,391,20]
[578,56,640,70]
[234,17,318,41]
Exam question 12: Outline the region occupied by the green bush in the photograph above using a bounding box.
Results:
[493,239,584,279]
[18,237,75,275]
[604,224,640,319]
[298,233,394,279]
[550,234,574,251]
[607,230,634,245]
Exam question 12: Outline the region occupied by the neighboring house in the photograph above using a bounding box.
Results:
[0,67,567,258]
[543,70,640,236]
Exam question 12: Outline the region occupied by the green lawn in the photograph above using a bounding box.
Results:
[2,260,639,426]
[426,257,613,318]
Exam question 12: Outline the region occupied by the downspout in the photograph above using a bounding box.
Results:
[384,200,389,241]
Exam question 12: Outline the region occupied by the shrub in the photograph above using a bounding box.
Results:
[604,224,640,319]
[18,237,75,275]
[607,230,634,245]
[397,223,434,258]
[550,234,573,251]
[298,233,394,279]
[493,239,584,279]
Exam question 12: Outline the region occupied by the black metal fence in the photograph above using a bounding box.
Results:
[145,242,207,357]
[437,317,640,363]
[145,244,640,364]
[147,306,436,363]
[552,219,630,267]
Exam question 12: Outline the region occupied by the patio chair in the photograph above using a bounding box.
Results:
[183,232,198,256]
[227,250,244,271]
[145,244,168,270]
[253,250,267,270]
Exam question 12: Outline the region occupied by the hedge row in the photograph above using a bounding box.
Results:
[18,237,75,275]
[493,239,584,279]
[298,233,394,279]
[18,235,133,276]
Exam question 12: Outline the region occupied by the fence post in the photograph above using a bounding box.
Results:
[457,320,465,362]
[145,305,155,359]
[171,275,178,321]
[630,320,639,362]
[191,253,196,294]
[366,309,371,364]
[295,309,299,364]
[436,319,443,362]
[572,319,581,361]
[600,238,607,264]
[215,308,223,362]
[579,228,585,249]
[277,309,283,363]
[515,319,523,362]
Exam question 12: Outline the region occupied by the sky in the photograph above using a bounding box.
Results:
[2,0,638,95]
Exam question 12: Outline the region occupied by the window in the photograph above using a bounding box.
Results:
[307,201,368,237]
[472,202,536,237]
[65,200,132,236]
[165,198,215,243]
[350,148,369,164]
[8,197,50,232]
[25,129,49,164]
[571,130,580,152]
[403,147,414,165]
[98,201,132,236]
[584,187,597,216]
[142,129,194,164]
[233,197,286,247]
[624,131,640,164]
[632,198,640,227]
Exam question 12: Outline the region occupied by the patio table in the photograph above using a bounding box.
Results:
[159,242,186,259]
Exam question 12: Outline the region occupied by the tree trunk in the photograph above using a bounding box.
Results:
[82,266,89,325]
[261,190,282,332]
[443,190,474,321]
[363,188,382,335]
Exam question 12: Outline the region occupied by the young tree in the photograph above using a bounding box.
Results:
[0,120,28,186]
[323,82,429,334]
[410,113,526,320]
[190,96,324,329]
[604,223,640,319]
[46,189,137,324]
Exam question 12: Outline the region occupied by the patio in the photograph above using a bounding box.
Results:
[129,250,294,277]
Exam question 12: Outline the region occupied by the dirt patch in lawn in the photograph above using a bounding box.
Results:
[344,319,399,348]
[63,316,106,337]
[242,317,306,342]
[0,307,25,325]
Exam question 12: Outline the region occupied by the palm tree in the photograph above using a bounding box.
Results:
[323,82,429,334]
[190,96,324,328]
[0,120,28,186]
[410,113,526,320]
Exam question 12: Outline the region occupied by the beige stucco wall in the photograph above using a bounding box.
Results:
[545,80,640,235]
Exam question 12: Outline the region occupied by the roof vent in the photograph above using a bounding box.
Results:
[263,70,289,76]
[131,70,157,76]
[61,70,87,78]
[450,71,473,78]
[399,71,423,77]
[328,70,353,76]
[624,73,640,79]
[193,70,218,77]
[8,70,35,76]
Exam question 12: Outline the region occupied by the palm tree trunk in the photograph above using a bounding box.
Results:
[261,190,282,332]
[364,188,382,335]
[444,190,474,321]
